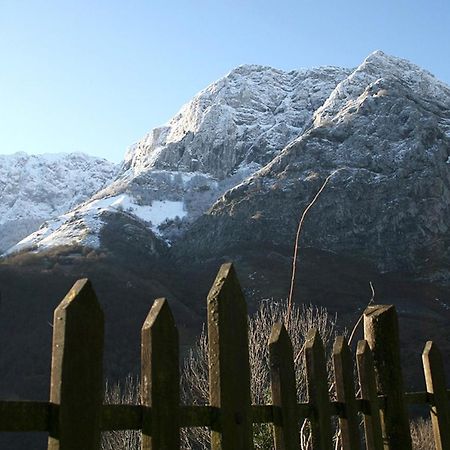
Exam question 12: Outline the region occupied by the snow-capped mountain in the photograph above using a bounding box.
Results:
[5,51,450,285]
[0,152,118,252]
[6,63,350,253]
[177,51,450,280]
[4,52,450,450]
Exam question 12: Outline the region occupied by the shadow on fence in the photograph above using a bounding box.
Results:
[0,262,449,449]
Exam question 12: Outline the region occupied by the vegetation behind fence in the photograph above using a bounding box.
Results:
[0,262,449,449]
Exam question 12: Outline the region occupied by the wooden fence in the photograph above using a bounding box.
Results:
[1,262,450,449]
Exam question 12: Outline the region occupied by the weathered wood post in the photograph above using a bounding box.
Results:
[363,305,412,450]
[333,336,361,450]
[141,298,180,450]
[356,340,383,450]
[304,329,333,450]
[269,322,300,450]
[48,279,104,450]
[207,263,254,450]
[422,341,450,450]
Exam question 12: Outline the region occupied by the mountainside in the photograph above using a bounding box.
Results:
[2,53,450,450]
[176,51,450,282]
[6,51,450,287]
[0,152,118,252]
[5,64,350,253]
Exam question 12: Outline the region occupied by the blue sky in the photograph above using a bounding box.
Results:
[1,0,449,162]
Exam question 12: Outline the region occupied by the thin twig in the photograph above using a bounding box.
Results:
[348,281,376,346]
[287,168,345,320]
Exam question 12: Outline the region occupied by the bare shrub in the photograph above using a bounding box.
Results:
[101,301,340,450]
[101,375,141,450]
[181,299,339,450]
[410,417,434,450]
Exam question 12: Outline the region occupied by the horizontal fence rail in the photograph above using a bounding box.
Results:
[1,262,449,450]
[1,391,449,432]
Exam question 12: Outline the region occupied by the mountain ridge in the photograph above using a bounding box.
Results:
[0,152,118,253]
[3,51,450,288]
[4,61,352,254]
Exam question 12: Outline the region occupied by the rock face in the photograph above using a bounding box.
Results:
[176,51,450,282]
[5,51,450,284]
[0,152,118,253]
[123,64,351,177]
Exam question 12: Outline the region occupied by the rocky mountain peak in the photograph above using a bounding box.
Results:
[122,63,351,179]
[180,51,450,283]
[314,51,450,128]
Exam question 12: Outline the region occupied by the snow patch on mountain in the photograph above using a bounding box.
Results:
[0,152,118,252]
[7,193,187,254]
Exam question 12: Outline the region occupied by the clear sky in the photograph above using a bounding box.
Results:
[1,0,449,163]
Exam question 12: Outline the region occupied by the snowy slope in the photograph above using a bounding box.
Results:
[8,51,449,266]
[6,64,350,254]
[0,152,117,252]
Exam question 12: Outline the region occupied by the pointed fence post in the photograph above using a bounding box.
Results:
[304,329,333,450]
[141,298,180,450]
[207,263,254,450]
[47,279,104,450]
[363,305,412,450]
[422,341,450,450]
[356,340,383,450]
[333,336,361,450]
[269,322,300,450]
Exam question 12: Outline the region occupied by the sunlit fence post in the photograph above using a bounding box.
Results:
[207,263,254,450]
[364,305,412,450]
[141,298,180,450]
[47,279,104,450]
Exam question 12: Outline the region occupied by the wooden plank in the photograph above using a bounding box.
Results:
[207,263,254,450]
[47,279,104,450]
[422,341,450,450]
[269,322,300,450]
[333,336,361,450]
[101,405,142,431]
[0,401,50,431]
[304,328,333,450]
[356,340,383,450]
[180,405,218,428]
[363,305,412,450]
[141,298,180,449]
[252,405,275,424]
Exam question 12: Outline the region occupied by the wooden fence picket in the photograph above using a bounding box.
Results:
[269,322,300,450]
[207,263,254,450]
[333,336,361,450]
[422,341,450,450]
[141,298,180,450]
[356,340,383,450]
[47,279,104,450]
[304,328,333,450]
[364,305,412,450]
